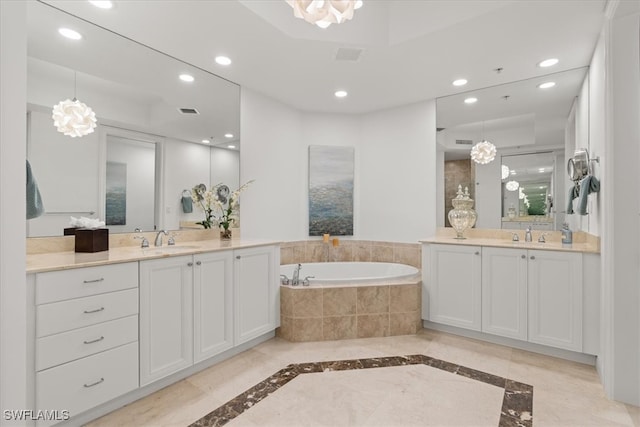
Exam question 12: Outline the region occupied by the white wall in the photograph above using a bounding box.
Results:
[211,147,239,191]
[474,157,502,229]
[0,0,28,421]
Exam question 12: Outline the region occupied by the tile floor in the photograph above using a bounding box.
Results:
[87,329,640,427]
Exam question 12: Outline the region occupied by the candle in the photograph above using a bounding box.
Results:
[323,233,330,243]
[332,237,339,247]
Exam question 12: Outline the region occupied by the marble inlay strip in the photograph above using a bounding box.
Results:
[189,354,533,427]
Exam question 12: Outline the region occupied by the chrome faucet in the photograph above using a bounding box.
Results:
[292,263,302,286]
[525,226,533,242]
[154,230,168,246]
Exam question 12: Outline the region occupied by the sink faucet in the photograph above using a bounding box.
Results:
[292,263,302,286]
[525,226,533,242]
[154,230,168,246]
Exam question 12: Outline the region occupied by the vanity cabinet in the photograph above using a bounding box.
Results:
[424,244,482,331]
[139,245,278,386]
[34,263,139,426]
[423,243,586,353]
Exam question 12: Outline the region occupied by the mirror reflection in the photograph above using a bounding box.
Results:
[26,1,240,237]
[436,67,588,231]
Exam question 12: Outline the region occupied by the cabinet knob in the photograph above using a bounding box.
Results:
[196,261,202,266]
[521,255,526,259]
[187,262,193,267]
[530,256,536,260]
[474,251,480,255]
[236,256,241,259]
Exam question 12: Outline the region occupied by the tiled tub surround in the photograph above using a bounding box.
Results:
[278,240,422,342]
[279,282,422,342]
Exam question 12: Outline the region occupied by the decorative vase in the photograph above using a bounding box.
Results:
[220,228,232,240]
[447,185,477,239]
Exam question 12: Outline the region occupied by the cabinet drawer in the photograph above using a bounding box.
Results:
[36,315,138,371]
[37,288,138,338]
[36,262,138,305]
[36,342,138,426]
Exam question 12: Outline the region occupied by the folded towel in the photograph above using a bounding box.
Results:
[577,175,600,215]
[181,190,193,213]
[567,183,580,215]
[26,160,44,219]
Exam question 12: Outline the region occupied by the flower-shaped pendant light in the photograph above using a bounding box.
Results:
[471,140,497,164]
[501,164,510,180]
[506,180,520,191]
[286,0,363,29]
[52,72,97,137]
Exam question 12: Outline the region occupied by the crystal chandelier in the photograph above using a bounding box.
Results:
[286,0,363,29]
[51,72,97,137]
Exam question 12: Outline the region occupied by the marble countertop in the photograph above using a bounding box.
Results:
[26,239,280,273]
[421,228,600,254]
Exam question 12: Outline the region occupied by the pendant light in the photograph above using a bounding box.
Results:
[52,71,97,138]
[286,0,363,29]
[470,122,497,164]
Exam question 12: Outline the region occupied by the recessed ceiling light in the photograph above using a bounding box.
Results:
[538,81,556,89]
[228,144,236,149]
[538,58,559,68]
[179,74,194,82]
[464,97,477,104]
[88,0,113,9]
[58,28,82,40]
[452,79,468,87]
[335,90,348,98]
[224,133,234,138]
[202,139,210,144]
[215,56,232,66]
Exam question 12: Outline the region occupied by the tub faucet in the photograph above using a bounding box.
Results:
[154,230,168,246]
[525,226,533,242]
[292,263,302,286]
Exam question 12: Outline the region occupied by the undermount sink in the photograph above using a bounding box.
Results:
[144,245,200,255]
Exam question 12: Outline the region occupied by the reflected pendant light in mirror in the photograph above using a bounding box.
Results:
[470,122,496,164]
[506,180,520,191]
[51,71,97,137]
[501,164,510,180]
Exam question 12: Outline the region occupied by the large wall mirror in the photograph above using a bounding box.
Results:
[436,67,588,231]
[26,1,240,237]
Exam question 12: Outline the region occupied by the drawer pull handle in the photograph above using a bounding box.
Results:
[83,336,105,344]
[83,378,104,388]
[83,307,105,314]
[83,278,105,284]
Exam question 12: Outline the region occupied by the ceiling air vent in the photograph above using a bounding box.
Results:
[455,139,473,145]
[335,47,364,62]
[178,108,200,115]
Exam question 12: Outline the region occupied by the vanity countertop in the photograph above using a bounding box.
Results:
[26,238,280,274]
[421,228,600,254]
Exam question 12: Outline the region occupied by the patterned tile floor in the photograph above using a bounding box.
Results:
[86,329,640,427]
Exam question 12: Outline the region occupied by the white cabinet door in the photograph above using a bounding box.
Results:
[528,250,583,352]
[139,255,194,386]
[481,247,528,340]
[426,244,482,331]
[193,251,234,363]
[234,246,279,345]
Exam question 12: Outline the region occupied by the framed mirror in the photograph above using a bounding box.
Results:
[436,67,588,231]
[26,1,240,237]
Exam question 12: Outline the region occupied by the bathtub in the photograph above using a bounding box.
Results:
[280,262,420,287]
[278,262,422,342]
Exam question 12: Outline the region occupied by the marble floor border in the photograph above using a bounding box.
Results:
[188,354,533,427]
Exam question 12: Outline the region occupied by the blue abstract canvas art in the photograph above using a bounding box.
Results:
[308,145,354,236]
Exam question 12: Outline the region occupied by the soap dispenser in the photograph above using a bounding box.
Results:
[561,223,573,244]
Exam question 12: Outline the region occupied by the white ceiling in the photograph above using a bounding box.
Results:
[44,0,606,115]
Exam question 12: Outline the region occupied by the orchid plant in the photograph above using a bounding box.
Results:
[191,180,254,230]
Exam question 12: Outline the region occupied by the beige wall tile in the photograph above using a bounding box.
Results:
[280,287,293,317]
[357,286,390,314]
[291,288,323,318]
[390,312,419,336]
[352,242,372,262]
[292,317,323,342]
[280,246,295,265]
[371,244,394,262]
[393,245,421,268]
[357,314,390,338]
[390,284,419,313]
[306,241,326,263]
[323,316,357,340]
[276,316,293,341]
[331,243,353,262]
[323,288,357,316]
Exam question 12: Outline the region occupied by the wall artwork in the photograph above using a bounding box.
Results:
[106,161,127,225]
[308,145,354,236]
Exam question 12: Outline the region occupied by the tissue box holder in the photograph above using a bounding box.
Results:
[75,228,109,253]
